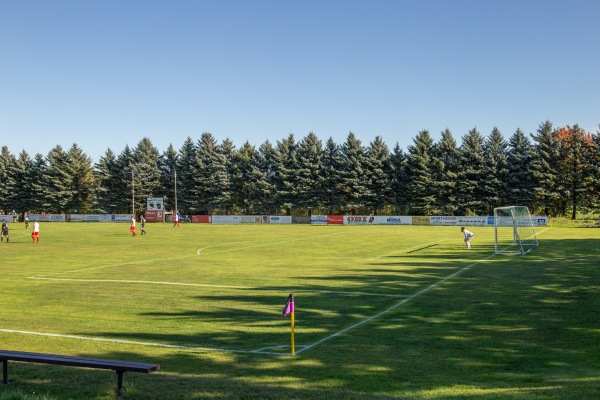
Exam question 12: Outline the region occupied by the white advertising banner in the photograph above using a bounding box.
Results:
[382,216,413,225]
[212,215,240,224]
[239,216,261,224]
[311,215,328,225]
[344,216,377,225]
[27,214,66,222]
[269,216,292,224]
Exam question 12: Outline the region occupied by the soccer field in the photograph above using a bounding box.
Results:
[1,223,599,399]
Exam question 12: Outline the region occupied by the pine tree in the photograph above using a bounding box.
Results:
[30,154,47,212]
[364,136,392,214]
[131,138,162,215]
[94,149,122,213]
[231,142,272,214]
[482,127,508,214]
[339,132,368,214]
[192,133,231,214]
[8,151,36,214]
[176,137,197,214]
[322,137,344,214]
[272,134,298,215]
[159,144,179,212]
[0,146,16,211]
[390,144,410,215]
[295,132,325,211]
[591,130,600,216]
[457,128,487,215]
[531,120,562,216]
[114,145,135,213]
[67,144,96,213]
[505,129,535,209]
[257,140,278,214]
[44,145,73,213]
[432,129,460,215]
[406,130,436,215]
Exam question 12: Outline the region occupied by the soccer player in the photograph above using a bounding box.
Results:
[173,211,180,228]
[1,219,8,243]
[24,212,29,229]
[140,215,147,235]
[130,215,136,236]
[32,220,40,243]
[461,226,474,249]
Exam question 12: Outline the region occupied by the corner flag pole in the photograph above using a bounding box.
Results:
[283,293,295,356]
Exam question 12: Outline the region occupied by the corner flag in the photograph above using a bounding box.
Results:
[282,293,295,356]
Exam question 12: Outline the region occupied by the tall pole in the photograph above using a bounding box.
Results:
[174,170,178,214]
[131,170,135,216]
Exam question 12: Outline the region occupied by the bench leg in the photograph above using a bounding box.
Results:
[2,360,6,384]
[116,370,123,397]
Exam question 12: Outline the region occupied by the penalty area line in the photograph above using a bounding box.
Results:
[296,252,498,355]
[0,328,284,356]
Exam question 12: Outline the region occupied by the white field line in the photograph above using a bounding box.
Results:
[295,253,498,355]
[196,231,347,255]
[0,328,284,355]
[366,239,450,261]
[26,277,406,298]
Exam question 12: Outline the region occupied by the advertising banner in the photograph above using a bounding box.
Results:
[383,216,413,225]
[412,216,430,225]
[145,210,165,222]
[269,216,292,224]
[192,215,211,223]
[345,215,376,225]
[27,214,66,222]
[456,216,489,226]
[212,215,240,224]
[292,216,311,224]
[240,216,261,224]
[532,216,548,226]
[311,215,328,225]
[327,215,344,225]
[430,216,461,225]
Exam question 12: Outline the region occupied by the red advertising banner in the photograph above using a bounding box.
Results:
[145,210,165,222]
[192,215,211,223]
[327,215,344,225]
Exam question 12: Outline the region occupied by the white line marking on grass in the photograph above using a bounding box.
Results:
[27,277,407,298]
[0,329,284,355]
[295,253,498,355]
[197,231,348,255]
[366,239,450,261]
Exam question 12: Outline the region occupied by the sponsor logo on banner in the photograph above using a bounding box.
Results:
[385,216,412,225]
[457,216,488,226]
[327,215,344,225]
[412,216,430,225]
[345,216,375,224]
[269,216,292,224]
[240,216,261,224]
[292,216,311,224]
[145,210,164,222]
[28,214,66,222]
[311,215,328,224]
[211,215,240,224]
[191,215,211,223]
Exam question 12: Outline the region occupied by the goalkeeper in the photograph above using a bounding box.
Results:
[461,227,474,249]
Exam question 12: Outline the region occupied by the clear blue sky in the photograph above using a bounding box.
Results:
[1,0,599,162]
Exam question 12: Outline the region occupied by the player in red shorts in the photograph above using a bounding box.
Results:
[130,216,136,236]
[32,220,40,243]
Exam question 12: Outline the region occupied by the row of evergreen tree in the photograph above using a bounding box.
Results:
[1,121,598,219]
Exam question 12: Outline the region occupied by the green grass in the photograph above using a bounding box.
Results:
[0,222,599,399]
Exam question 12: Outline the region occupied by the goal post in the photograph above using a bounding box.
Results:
[494,206,539,255]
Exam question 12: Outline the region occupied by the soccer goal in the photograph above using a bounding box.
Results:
[494,206,539,255]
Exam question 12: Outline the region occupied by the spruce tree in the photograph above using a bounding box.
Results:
[115,145,135,213]
[390,144,410,215]
[192,133,231,214]
[272,134,298,215]
[339,132,368,214]
[30,154,48,212]
[322,137,344,214]
[295,132,325,211]
[406,130,436,215]
[8,151,36,214]
[94,149,121,213]
[482,127,508,214]
[457,128,487,215]
[231,142,272,214]
[432,129,460,215]
[67,144,96,213]
[44,145,73,213]
[364,136,392,214]
[506,129,535,209]
[257,140,278,214]
[176,137,197,214]
[0,146,16,211]
[531,120,562,216]
[159,144,179,212]
[131,138,162,215]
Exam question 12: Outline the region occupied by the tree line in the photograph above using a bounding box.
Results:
[0,121,598,219]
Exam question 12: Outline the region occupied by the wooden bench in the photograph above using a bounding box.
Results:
[0,350,159,397]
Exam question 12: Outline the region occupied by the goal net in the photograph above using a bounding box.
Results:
[494,206,539,255]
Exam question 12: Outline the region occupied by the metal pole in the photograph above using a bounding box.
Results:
[174,170,178,215]
[131,171,135,215]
